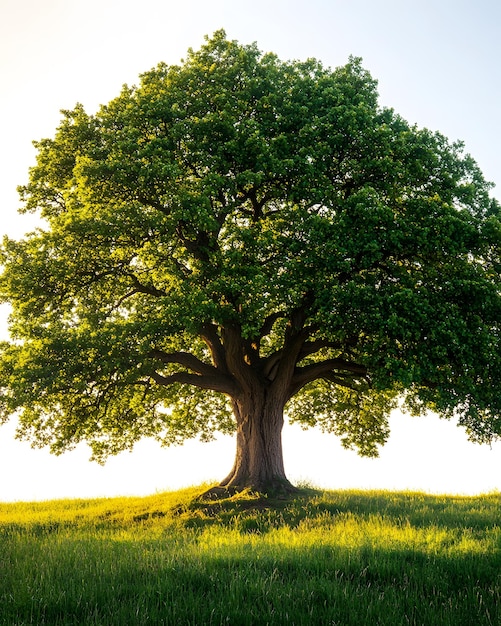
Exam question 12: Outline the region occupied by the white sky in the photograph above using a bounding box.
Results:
[1,0,500,501]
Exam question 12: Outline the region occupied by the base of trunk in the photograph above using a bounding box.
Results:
[200,479,298,501]
[216,479,299,496]
[218,471,298,497]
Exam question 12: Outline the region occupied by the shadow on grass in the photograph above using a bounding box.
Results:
[172,487,501,535]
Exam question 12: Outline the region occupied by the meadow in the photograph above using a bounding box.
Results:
[1,485,500,625]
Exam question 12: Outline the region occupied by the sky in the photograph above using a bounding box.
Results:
[1,0,500,501]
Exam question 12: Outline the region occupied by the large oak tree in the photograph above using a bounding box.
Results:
[1,31,500,492]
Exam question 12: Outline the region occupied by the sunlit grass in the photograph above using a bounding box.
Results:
[1,486,500,625]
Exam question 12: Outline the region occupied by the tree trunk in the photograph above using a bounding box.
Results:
[219,393,296,494]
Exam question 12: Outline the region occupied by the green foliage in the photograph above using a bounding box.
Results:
[1,487,501,625]
[287,381,397,456]
[0,30,500,463]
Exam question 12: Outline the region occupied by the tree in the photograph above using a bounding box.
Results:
[1,31,500,493]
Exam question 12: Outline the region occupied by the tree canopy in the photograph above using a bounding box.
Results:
[1,31,500,491]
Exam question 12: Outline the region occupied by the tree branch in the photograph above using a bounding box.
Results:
[148,346,240,395]
[221,324,247,376]
[150,370,237,395]
[148,349,220,377]
[109,288,141,311]
[200,324,229,372]
[262,311,315,383]
[127,273,166,297]
[262,350,283,381]
[320,371,366,390]
[269,321,312,392]
[290,358,369,395]
[258,311,286,339]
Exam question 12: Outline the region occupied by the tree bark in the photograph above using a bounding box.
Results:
[219,392,296,494]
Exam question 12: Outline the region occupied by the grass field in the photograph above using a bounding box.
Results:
[1,485,500,625]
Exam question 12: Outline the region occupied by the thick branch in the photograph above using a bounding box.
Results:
[259,311,286,339]
[221,325,250,378]
[127,274,166,297]
[262,320,316,382]
[262,350,283,381]
[270,322,313,392]
[149,349,220,378]
[289,358,369,396]
[320,371,365,390]
[175,222,218,262]
[150,370,238,395]
[200,324,229,372]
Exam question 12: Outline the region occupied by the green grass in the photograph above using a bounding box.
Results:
[1,485,500,625]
